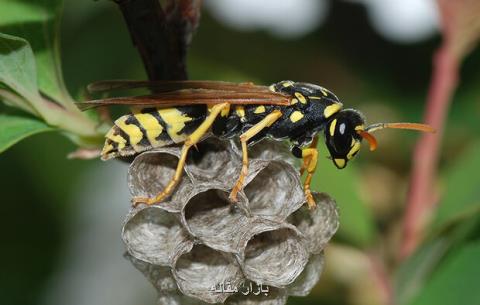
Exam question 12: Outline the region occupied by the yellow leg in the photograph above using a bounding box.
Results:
[300,135,319,176]
[133,103,230,206]
[301,147,318,209]
[229,110,283,202]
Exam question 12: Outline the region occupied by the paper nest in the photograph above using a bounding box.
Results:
[122,137,339,304]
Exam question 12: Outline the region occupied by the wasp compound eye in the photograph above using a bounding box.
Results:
[325,120,352,168]
[333,121,353,154]
[124,138,339,304]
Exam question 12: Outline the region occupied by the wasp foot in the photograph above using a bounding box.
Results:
[305,190,317,210]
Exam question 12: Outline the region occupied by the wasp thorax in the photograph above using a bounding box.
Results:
[324,109,366,169]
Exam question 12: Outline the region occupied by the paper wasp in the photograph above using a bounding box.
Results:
[77,80,434,209]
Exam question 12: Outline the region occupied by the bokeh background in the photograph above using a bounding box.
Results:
[1,1,479,305]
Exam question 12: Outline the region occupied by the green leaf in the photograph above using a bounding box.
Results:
[408,241,480,305]
[394,239,449,305]
[0,32,38,98]
[431,142,480,232]
[0,114,52,154]
[312,145,376,247]
[395,216,480,305]
[397,143,480,305]
[0,0,71,104]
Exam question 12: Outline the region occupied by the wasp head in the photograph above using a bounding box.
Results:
[324,109,366,169]
[324,109,435,169]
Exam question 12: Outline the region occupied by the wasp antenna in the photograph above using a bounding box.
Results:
[357,130,377,151]
[366,122,435,133]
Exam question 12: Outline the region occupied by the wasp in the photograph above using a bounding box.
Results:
[77,80,434,209]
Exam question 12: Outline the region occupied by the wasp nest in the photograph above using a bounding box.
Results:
[123,137,339,304]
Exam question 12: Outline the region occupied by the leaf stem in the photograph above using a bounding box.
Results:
[0,88,38,115]
[14,85,103,139]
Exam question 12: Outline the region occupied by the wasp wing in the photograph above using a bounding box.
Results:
[87,80,267,94]
[76,89,290,111]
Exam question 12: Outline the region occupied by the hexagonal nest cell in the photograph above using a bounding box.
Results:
[122,137,339,304]
[241,226,308,287]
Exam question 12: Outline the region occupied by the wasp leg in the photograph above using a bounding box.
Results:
[299,135,319,176]
[301,147,318,209]
[229,110,283,202]
[133,103,230,206]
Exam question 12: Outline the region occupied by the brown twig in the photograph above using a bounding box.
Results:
[113,0,201,81]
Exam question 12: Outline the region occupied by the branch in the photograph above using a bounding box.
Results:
[113,0,201,81]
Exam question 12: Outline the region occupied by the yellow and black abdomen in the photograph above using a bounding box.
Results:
[101,105,207,160]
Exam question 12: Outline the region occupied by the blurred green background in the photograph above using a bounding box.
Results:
[1,1,479,305]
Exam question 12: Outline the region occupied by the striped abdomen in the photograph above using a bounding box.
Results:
[101,106,207,160]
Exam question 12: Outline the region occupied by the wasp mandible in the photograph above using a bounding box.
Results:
[78,80,434,209]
